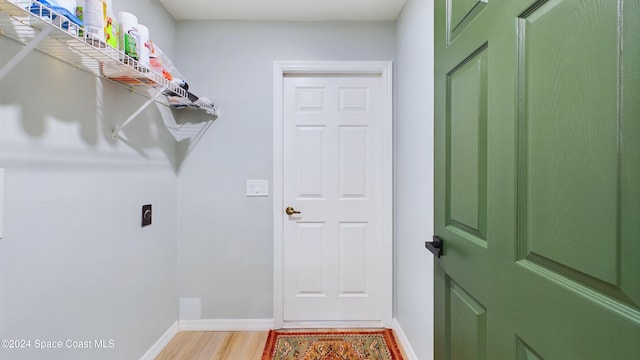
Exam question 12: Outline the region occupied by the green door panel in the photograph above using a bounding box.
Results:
[447,46,488,239]
[620,0,640,307]
[447,0,489,43]
[516,338,543,360]
[449,280,487,360]
[434,0,640,358]
[519,0,620,285]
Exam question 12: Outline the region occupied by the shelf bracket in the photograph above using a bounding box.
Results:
[0,26,53,82]
[112,88,166,140]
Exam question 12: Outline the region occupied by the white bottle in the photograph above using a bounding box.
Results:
[136,24,150,68]
[83,0,106,42]
[118,11,139,60]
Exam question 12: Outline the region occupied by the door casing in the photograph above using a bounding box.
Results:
[272,61,393,329]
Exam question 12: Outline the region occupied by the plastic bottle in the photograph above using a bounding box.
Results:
[136,24,150,68]
[118,11,139,60]
[75,5,83,37]
[83,0,106,42]
[103,0,117,48]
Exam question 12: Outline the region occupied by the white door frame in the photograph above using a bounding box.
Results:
[272,61,393,329]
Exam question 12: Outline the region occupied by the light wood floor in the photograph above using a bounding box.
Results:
[155,330,408,360]
[155,331,269,360]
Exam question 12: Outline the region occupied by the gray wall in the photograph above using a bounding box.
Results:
[0,1,178,359]
[1,1,436,357]
[394,0,435,359]
[174,21,396,319]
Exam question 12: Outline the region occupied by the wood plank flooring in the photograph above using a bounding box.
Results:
[155,331,269,360]
[155,330,409,360]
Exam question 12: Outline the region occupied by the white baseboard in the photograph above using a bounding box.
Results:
[139,321,179,360]
[179,318,275,332]
[392,318,419,360]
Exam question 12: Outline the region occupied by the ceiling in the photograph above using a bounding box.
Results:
[157,0,407,21]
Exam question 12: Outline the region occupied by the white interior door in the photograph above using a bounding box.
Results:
[281,72,390,324]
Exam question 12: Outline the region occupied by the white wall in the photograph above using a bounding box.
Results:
[0,1,179,359]
[174,21,396,319]
[394,0,435,359]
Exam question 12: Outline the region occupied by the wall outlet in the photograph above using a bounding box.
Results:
[141,204,152,227]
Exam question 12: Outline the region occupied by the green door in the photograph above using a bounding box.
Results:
[433,0,640,358]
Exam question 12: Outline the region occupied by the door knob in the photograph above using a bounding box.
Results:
[285,206,301,215]
[426,236,444,258]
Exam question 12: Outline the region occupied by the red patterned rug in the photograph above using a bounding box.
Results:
[261,329,405,360]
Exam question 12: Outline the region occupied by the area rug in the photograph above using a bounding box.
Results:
[261,329,404,360]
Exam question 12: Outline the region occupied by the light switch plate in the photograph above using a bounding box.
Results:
[246,180,269,197]
[0,169,4,239]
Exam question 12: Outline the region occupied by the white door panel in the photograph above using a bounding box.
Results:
[283,75,384,321]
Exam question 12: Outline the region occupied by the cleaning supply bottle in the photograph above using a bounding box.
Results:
[118,11,139,60]
[136,24,150,68]
[103,0,117,48]
[75,4,84,37]
[83,0,106,42]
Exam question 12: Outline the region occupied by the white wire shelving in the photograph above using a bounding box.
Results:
[0,0,218,141]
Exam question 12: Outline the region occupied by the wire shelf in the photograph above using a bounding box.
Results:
[0,0,218,117]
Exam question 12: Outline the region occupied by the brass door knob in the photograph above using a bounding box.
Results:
[285,206,301,215]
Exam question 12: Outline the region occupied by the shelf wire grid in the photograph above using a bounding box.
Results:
[0,0,217,116]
